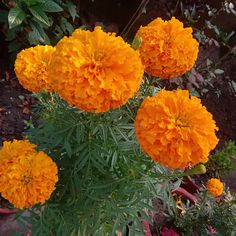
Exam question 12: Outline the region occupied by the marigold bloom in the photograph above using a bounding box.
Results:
[0,140,58,209]
[136,17,199,79]
[207,178,224,197]
[135,90,219,169]
[49,26,144,113]
[15,45,55,92]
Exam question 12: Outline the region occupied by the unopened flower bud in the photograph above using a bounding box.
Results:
[132,36,142,50]
[184,164,207,176]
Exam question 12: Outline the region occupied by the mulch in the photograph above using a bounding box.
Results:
[202,57,236,148]
[0,72,34,146]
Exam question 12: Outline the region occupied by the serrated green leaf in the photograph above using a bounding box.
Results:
[109,127,118,145]
[99,124,108,143]
[39,0,63,12]
[75,154,89,171]
[28,20,51,45]
[54,24,64,39]
[8,7,26,29]
[90,157,106,174]
[89,179,118,190]
[76,124,85,144]
[60,17,74,35]
[28,22,44,44]
[111,151,118,170]
[66,1,77,21]
[64,140,72,157]
[116,127,129,141]
[29,6,51,26]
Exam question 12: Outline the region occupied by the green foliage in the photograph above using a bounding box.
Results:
[13,92,182,236]
[173,191,236,236]
[206,141,236,177]
[1,0,79,55]
[8,7,26,29]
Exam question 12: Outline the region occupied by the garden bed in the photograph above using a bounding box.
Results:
[0,0,236,235]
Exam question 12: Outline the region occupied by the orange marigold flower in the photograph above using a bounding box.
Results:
[14,45,55,93]
[136,17,199,79]
[135,89,219,169]
[207,178,224,197]
[49,26,144,113]
[0,140,58,209]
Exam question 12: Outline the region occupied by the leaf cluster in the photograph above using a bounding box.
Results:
[206,141,236,177]
[173,191,236,236]
[0,0,78,55]
[15,92,181,236]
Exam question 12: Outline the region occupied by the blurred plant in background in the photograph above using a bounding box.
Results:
[172,191,236,236]
[207,140,236,177]
[173,1,236,97]
[0,0,78,55]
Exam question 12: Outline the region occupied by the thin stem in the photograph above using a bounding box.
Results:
[173,0,180,15]
[120,0,150,40]
[215,45,236,66]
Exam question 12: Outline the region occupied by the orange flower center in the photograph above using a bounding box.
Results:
[93,50,105,62]
[21,173,32,185]
[175,115,190,128]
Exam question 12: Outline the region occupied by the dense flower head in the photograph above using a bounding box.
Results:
[0,139,58,209]
[136,17,199,79]
[14,45,55,92]
[49,26,144,113]
[135,89,219,169]
[207,178,224,197]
